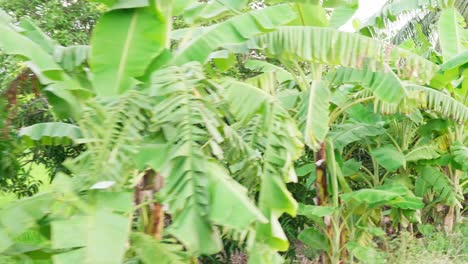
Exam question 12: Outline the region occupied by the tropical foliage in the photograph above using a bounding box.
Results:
[0,0,466,263]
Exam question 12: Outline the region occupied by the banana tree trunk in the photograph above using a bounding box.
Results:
[315,142,328,206]
[315,142,332,263]
[134,169,165,239]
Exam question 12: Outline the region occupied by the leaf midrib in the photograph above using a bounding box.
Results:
[115,11,139,92]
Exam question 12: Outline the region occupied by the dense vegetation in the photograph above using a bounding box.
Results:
[0,0,466,263]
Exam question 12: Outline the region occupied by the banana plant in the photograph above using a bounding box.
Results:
[0,1,308,263]
[0,1,466,264]
[235,1,465,262]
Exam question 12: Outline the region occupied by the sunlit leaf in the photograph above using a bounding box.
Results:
[90,7,167,96]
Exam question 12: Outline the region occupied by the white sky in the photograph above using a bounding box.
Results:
[341,0,388,31]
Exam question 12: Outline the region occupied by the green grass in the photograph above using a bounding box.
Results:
[289,222,468,264]
[381,223,468,264]
[0,163,51,207]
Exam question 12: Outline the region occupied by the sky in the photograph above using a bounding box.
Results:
[341,0,388,31]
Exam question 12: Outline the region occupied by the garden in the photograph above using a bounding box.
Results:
[0,0,467,263]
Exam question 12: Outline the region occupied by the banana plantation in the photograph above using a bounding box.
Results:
[0,0,467,263]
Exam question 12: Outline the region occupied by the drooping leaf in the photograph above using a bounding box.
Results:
[297,80,331,150]
[250,26,439,84]
[406,85,468,123]
[18,19,57,54]
[254,105,303,253]
[18,122,82,146]
[90,7,167,96]
[438,7,466,61]
[222,79,303,254]
[149,64,269,255]
[44,79,90,119]
[147,65,223,255]
[245,71,282,94]
[208,162,268,229]
[173,4,296,65]
[333,65,407,103]
[0,18,65,83]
